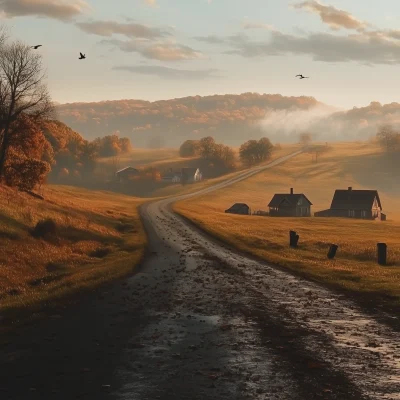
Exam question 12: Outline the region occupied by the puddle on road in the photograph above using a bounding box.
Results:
[114,311,298,400]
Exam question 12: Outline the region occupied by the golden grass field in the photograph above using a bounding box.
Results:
[0,184,146,314]
[174,142,400,306]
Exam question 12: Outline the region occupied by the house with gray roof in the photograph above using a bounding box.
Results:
[268,188,312,217]
[314,187,383,219]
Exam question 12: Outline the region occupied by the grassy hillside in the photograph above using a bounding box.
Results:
[174,141,400,307]
[0,185,146,315]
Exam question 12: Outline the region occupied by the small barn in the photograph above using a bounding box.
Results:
[314,187,383,219]
[225,203,251,215]
[115,166,140,182]
[268,188,312,217]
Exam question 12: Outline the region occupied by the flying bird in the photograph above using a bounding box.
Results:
[296,74,309,79]
[79,52,86,60]
[31,45,42,49]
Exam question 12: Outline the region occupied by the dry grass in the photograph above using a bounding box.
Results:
[174,141,400,305]
[0,184,146,313]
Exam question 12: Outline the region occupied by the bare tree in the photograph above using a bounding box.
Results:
[376,124,399,153]
[299,132,312,147]
[0,33,54,178]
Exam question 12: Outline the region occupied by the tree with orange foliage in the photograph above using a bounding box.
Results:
[3,114,53,191]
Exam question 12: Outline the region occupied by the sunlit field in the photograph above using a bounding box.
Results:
[0,185,146,314]
[175,141,400,306]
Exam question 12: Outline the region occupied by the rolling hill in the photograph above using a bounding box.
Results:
[54,93,326,147]
[54,93,400,148]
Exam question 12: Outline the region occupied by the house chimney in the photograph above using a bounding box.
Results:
[290,188,293,195]
[348,186,352,191]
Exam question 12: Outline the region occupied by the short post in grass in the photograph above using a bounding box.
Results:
[327,244,338,259]
[377,243,387,266]
[289,230,299,248]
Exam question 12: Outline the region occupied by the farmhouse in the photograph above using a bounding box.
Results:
[268,188,312,217]
[225,203,251,215]
[161,171,182,183]
[314,187,383,220]
[162,167,203,184]
[182,167,202,183]
[115,166,140,182]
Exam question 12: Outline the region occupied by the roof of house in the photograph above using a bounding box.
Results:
[225,203,250,212]
[268,193,313,207]
[330,189,382,210]
[116,166,139,175]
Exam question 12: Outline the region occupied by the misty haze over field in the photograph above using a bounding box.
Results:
[55,95,400,147]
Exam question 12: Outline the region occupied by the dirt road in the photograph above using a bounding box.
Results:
[1,151,399,399]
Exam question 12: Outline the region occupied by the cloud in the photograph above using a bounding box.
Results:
[192,35,227,44]
[292,1,368,31]
[76,20,171,39]
[243,22,275,31]
[101,38,203,61]
[230,30,400,64]
[192,2,400,66]
[194,21,400,66]
[0,0,88,21]
[112,65,220,80]
[144,0,159,7]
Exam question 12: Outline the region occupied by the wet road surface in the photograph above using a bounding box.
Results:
[1,151,399,399]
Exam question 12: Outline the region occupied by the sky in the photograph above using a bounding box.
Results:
[2,0,400,109]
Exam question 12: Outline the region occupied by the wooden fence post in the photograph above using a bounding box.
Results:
[327,244,338,259]
[289,230,299,248]
[377,243,387,266]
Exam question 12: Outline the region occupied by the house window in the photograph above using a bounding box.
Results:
[348,210,355,217]
[361,210,367,218]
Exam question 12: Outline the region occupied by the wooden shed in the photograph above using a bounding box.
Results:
[225,203,251,215]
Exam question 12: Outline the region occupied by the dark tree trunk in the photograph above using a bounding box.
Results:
[0,126,10,179]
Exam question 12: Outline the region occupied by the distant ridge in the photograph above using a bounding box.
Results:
[55,92,327,147]
[54,93,400,146]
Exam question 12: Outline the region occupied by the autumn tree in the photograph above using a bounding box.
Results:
[0,34,54,180]
[299,132,312,147]
[213,143,236,169]
[376,124,399,153]
[93,134,132,157]
[4,114,53,190]
[179,139,201,157]
[239,137,274,166]
[79,140,98,175]
[199,136,216,159]
[119,137,132,153]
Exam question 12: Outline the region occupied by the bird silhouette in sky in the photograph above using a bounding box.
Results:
[79,52,86,60]
[296,74,309,79]
[31,45,42,49]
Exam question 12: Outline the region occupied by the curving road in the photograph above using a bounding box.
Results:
[1,151,399,400]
